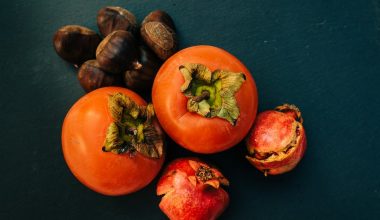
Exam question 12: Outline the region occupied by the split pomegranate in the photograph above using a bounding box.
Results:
[246,104,307,176]
[157,158,229,220]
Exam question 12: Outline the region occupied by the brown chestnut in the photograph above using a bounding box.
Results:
[96,30,139,74]
[142,10,176,31]
[53,25,101,65]
[140,21,178,60]
[124,45,162,92]
[78,60,122,92]
[97,6,137,37]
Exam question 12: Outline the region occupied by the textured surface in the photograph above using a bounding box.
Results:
[1,0,380,219]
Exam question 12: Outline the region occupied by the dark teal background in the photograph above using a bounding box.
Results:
[1,0,380,219]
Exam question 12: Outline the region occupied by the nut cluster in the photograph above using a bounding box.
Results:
[53,7,178,93]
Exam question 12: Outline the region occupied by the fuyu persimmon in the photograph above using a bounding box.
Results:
[62,87,165,196]
[152,45,258,153]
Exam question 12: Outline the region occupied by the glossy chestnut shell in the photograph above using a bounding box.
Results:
[142,10,176,31]
[96,30,139,74]
[124,45,162,92]
[77,60,122,92]
[140,21,178,60]
[97,6,137,37]
[53,25,101,65]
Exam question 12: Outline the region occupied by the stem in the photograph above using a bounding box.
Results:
[193,90,210,102]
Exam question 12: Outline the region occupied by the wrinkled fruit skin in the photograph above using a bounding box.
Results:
[246,104,307,175]
[157,158,229,220]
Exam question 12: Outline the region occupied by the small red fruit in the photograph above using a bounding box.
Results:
[157,158,229,220]
[246,104,307,176]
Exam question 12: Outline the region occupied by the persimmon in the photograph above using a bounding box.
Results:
[152,45,258,153]
[62,87,165,196]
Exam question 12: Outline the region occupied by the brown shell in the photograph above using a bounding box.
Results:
[140,21,178,60]
[96,30,139,74]
[97,6,137,37]
[77,60,122,92]
[142,10,176,31]
[53,25,101,65]
[124,45,162,92]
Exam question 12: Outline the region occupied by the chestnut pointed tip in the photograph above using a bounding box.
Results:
[132,60,143,70]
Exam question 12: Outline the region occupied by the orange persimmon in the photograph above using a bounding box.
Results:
[152,45,258,153]
[62,87,165,196]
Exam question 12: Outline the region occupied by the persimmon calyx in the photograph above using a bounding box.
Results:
[179,63,246,125]
[103,93,163,158]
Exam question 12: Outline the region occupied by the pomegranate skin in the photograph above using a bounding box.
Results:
[157,158,229,220]
[246,104,307,176]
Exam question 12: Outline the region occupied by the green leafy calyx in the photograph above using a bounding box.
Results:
[180,63,246,125]
[103,93,163,158]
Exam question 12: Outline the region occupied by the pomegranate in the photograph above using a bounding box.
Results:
[157,158,229,220]
[246,104,307,176]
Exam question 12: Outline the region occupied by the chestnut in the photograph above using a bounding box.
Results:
[78,60,122,92]
[53,25,101,65]
[124,45,162,92]
[140,21,178,61]
[96,30,139,74]
[142,10,176,31]
[97,6,137,37]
